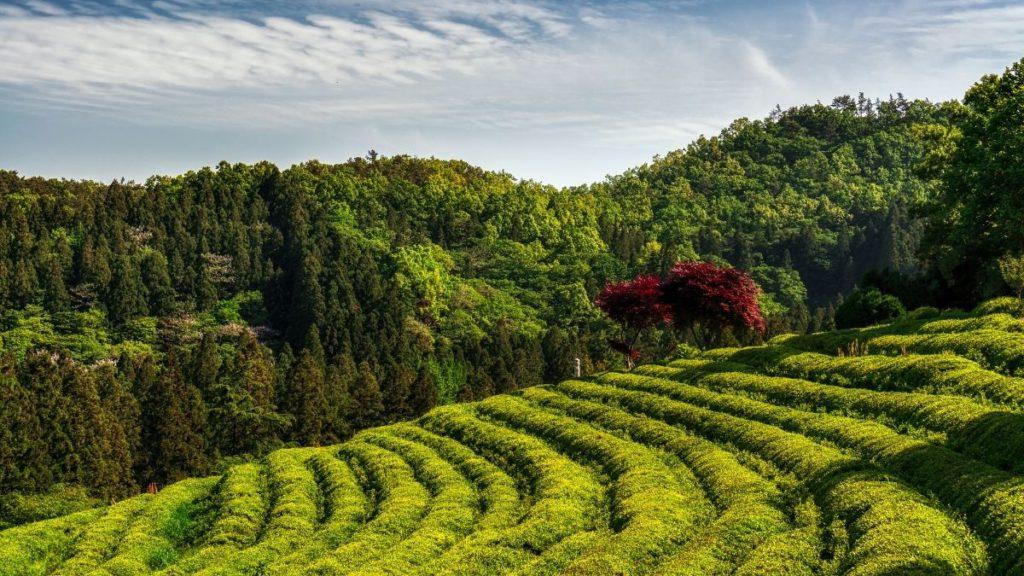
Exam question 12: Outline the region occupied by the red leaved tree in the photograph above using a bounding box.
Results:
[661,261,765,349]
[594,274,670,368]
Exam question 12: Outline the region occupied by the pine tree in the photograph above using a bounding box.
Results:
[140,251,176,316]
[382,362,414,421]
[153,351,209,483]
[192,332,222,397]
[216,331,284,454]
[408,365,437,416]
[0,352,48,493]
[285,327,328,445]
[324,352,357,441]
[106,254,148,326]
[351,361,384,430]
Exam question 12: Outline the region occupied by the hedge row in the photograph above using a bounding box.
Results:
[643,361,1024,473]
[0,506,105,576]
[419,404,605,575]
[306,440,431,574]
[516,386,804,576]
[262,450,370,575]
[386,423,520,534]
[700,346,1024,408]
[556,377,988,576]
[100,477,217,575]
[600,371,1020,573]
[867,331,1024,374]
[200,448,323,576]
[347,428,478,576]
[381,423,523,576]
[774,316,1024,375]
[474,394,712,575]
[53,492,152,576]
[159,462,266,575]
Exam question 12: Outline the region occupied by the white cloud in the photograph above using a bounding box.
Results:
[1,0,1022,186]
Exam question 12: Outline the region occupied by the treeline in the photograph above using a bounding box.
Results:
[0,93,952,497]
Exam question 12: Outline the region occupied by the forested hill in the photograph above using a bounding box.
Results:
[0,94,952,498]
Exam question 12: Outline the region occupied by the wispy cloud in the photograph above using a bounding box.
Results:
[0,0,1021,186]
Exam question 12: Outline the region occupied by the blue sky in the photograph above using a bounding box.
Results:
[1,0,1023,186]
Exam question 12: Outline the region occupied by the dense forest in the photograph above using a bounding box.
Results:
[0,87,971,500]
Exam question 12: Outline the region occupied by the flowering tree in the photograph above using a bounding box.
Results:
[661,261,765,348]
[594,274,670,368]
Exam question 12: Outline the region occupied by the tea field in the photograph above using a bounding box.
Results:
[5,298,1024,575]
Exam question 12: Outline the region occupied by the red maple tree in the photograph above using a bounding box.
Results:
[594,274,670,367]
[595,261,765,366]
[661,261,765,347]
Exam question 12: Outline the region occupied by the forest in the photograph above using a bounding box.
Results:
[1,57,1021,510]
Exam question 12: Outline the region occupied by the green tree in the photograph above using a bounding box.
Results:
[153,351,209,483]
[920,58,1024,302]
[286,327,328,445]
[106,255,148,326]
[351,361,384,429]
[998,253,1024,303]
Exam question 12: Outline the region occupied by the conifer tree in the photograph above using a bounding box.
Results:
[140,251,176,316]
[153,351,209,483]
[286,327,328,445]
[106,254,148,326]
[408,365,437,416]
[351,361,384,429]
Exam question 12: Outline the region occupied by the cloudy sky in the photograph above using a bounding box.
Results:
[1,0,1023,186]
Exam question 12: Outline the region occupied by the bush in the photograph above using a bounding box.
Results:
[0,485,101,530]
[835,288,906,329]
[906,306,941,320]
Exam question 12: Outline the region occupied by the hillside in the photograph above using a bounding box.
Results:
[0,95,955,499]
[4,298,1024,575]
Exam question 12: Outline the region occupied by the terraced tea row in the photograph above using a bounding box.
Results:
[4,308,1024,574]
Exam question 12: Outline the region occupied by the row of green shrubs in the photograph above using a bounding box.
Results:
[600,370,1021,573]
[558,376,989,576]
[646,359,1024,473]
[517,386,812,576]
[778,310,1024,375]
[704,346,1024,408]
[474,394,712,575]
[307,441,431,574]
[418,404,606,575]
[346,429,478,575]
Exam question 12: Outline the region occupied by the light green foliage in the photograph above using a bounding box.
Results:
[999,254,1024,301]
[10,297,1024,574]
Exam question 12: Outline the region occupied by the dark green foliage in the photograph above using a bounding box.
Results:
[152,351,209,483]
[286,328,330,446]
[352,361,384,430]
[834,287,906,329]
[920,57,1024,304]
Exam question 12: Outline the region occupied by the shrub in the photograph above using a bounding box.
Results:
[835,288,905,329]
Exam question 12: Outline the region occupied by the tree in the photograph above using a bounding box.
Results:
[152,351,209,483]
[140,251,176,316]
[920,58,1024,303]
[594,274,670,367]
[212,332,285,455]
[661,261,765,349]
[998,253,1024,303]
[285,327,328,446]
[351,361,384,429]
[834,287,905,329]
[409,365,437,416]
[106,254,148,326]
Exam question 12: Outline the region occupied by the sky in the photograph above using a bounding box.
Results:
[1,0,1023,186]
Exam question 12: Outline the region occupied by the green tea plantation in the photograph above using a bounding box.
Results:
[5,298,1024,575]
